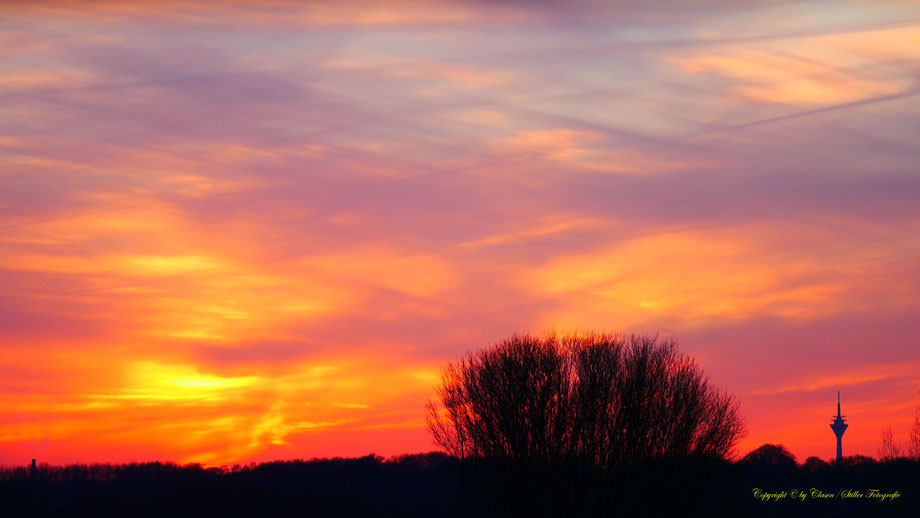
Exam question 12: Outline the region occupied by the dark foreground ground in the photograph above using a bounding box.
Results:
[1,452,917,517]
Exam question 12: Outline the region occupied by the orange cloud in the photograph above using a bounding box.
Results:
[751,362,920,396]
[454,217,607,250]
[522,223,920,329]
[490,129,707,174]
[492,129,600,161]
[670,23,920,105]
[7,0,499,29]
[0,351,441,465]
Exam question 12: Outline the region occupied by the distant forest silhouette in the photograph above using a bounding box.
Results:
[4,331,919,517]
[3,453,918,517]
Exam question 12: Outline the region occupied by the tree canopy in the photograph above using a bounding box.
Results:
[427,332,746,469]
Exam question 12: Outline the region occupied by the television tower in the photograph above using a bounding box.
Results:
[830,391,847,463]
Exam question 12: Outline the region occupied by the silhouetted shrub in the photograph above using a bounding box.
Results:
[426,331,746,517]
[428,332,744,464]
[742,443,798,466]
[802,455,829,473]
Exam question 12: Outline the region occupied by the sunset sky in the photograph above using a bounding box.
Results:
[2,0,919,467]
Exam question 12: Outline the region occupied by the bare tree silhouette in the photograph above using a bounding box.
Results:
[427,332,745,467]
[426,332,745,516]
[910,401,920,460]
[879,427,903,461]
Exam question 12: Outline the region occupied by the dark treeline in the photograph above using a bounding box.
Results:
[2,451,918,517]
[0,453,461,518]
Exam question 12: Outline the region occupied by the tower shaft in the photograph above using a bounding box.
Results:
[836,434,843,463]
